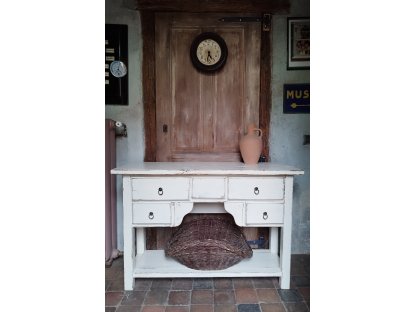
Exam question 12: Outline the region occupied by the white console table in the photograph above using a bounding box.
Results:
[111,162,303,290]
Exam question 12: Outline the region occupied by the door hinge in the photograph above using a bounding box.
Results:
[219,13,271,32]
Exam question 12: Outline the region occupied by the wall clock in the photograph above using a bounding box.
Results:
[190,32,228,72]
[110,60,128,78]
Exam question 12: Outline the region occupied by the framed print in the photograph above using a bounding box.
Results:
[287,17,310,70]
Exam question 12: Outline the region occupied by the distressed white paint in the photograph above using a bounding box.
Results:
[111,162,303,176]
[113,162,302,290]
[133,250,282,278]
[192,177,226,199]
[122,176,134,290]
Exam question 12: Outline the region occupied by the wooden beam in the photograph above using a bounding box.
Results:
[141,11,157,162]
[136,0,290,13]
[259,26,271,161]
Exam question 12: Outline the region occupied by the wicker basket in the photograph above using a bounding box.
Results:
[165,214,253,270]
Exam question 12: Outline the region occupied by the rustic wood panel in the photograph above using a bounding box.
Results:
[155,13,260,162]
[171,28,203,153]
[259,27,271,161]
[244,23,261,128]
[141,11,156,161]
[214,28,244,152]
[155,14,173,161]
[136,0,290,13]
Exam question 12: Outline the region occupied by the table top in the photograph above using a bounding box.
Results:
[111,162,304,176]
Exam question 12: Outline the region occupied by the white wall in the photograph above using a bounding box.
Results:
[270,0,310,253]
[105,0,310,253]
[105,0,144,249]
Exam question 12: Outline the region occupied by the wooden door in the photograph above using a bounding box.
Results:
[155,13,261,162]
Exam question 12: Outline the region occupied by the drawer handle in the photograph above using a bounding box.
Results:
[263,212,268,220]
[254,187,259,195]
[148,212,154,220]
[158,187,163,195]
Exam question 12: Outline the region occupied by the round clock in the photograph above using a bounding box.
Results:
[110,60,128,78]
[190,32,228,72]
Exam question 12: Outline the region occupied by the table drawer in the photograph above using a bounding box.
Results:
[192,177,226,199]
[132,202,171,225]
[246,203,284,225]
[132,177,190,200]
[228,177,284,200]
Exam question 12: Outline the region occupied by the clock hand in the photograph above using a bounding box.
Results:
[207,51,213,63]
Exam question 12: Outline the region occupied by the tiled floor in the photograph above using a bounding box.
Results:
[105,255,310,312]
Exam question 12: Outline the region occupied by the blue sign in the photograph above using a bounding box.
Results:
[283,84,310,114]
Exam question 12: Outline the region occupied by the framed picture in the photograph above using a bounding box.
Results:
[287,17,310,70]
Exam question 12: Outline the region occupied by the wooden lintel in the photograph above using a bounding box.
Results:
[136,0,290,13]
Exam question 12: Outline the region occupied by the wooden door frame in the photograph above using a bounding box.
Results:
[140,3,287,161]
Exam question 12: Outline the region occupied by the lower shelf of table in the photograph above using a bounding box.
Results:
[132,250,281,278]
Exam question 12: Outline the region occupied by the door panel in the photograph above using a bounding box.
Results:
[171,28,202,153]
[156,13,260,162]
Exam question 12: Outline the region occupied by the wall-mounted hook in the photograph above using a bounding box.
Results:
[115,121,127,137]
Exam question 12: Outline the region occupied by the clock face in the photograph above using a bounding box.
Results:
[196,39,222,66]
[110,60,127,78]
[190,32,227,72]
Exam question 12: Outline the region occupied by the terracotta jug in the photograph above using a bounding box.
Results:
[239,124,263,164]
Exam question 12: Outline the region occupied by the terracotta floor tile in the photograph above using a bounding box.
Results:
[277,289,303,303]
[232,278,253,289]
[191,290,214,304]
[141,306,166,312]
[256,288,280,303]
[106,267,124,280]
[172,279,193,290]
[297,287,310,301]
[193,279,214,289]
[105,291,124,307]
[260,303,286,312]
[168,291,191,305]
[214,304,237,312]
[144,289,169,305]
[107,278,125,291]
[214,290,235,304]
[104,255,311,311]
[236,304,261,312]
[165,306,190,312]
[190,304,214,312]
[120,291,146,306]
[134,279,153,291]
[116,306,141,312]
[284,301,310,312]
[213,278,233,289]
[251,278,275,289]
[151,279,173,289]
[234,288,258,304]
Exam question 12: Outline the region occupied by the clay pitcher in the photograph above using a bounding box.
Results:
[239,124,263,164]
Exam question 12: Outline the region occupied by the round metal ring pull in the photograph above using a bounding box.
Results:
[254,187,259,195]
[148,212,154,220]
[158,187,163,195]
[263,212,268,220]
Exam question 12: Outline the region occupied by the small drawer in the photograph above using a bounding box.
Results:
[132,177,190,200]
[132,202,171,225]
[246,203,284,225]
[228,177,284,200]
[192,177,226,199]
